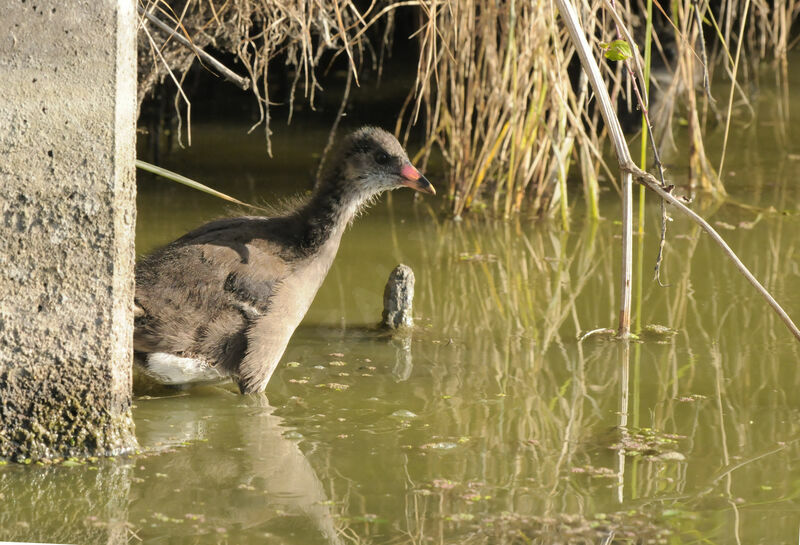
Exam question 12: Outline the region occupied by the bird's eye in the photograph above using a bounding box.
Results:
[374,151,392,165]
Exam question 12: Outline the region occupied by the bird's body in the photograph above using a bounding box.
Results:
[133,127,434,394]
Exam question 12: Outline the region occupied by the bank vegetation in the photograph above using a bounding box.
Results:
[137,0,800,218]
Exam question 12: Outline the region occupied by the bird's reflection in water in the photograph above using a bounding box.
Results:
[133,387,343,545]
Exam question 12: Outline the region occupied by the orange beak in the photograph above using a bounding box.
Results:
[399,163,435,195]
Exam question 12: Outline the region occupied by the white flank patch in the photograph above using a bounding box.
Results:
[145,352,226,385]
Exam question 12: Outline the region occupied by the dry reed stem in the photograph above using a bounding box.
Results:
[556,0,800,342]
[139,0,800,214]
[138,0,398,155]
[628,163,800,341]
[138,5,250,90]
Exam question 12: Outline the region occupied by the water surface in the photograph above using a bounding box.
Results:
[2,89,800,544]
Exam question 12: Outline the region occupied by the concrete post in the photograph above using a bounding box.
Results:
[0,0,137,460]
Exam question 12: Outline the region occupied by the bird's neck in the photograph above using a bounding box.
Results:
[292,179,367,258]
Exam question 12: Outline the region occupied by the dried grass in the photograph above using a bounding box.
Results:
[137,0,393,154]
[410,0,800,215]
[137,0,800,216]
[406,0,597,219]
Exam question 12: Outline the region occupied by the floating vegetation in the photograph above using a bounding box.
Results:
[676,394,708,403]
[467,509,674,545]
[152,512,184,524]
[390,410,418,421]
[609,427,686,460]
[420,442,459,451]
[430,478,458,490]
[315,383,350,391]
[640,324,679,342]
[447,513,475,522]
[344,513,385,524]
[417,479,489,499]
[570,465,617,478]
[715,221,737,231]
[458,253,498,263]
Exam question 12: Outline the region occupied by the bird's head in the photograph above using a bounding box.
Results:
[323,126,435,202]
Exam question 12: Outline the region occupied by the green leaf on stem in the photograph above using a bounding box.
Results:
[599,39,632,61]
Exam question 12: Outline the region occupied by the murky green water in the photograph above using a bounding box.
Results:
[3,89,800,544]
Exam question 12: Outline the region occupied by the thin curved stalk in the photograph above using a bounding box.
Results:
[553,0,633,336]
[553,0,800,342]
[135,160,259,209]
[623,163,800,341]
[718,0,752,177]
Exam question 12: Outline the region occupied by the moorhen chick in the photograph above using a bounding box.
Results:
[134,126,434,394]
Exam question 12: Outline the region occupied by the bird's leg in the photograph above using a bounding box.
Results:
[236,316,293,394]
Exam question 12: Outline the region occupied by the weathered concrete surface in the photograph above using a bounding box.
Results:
[0,0,138,460]
[382,264,415,330]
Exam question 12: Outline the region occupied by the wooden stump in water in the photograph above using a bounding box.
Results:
[381,264,415,330]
